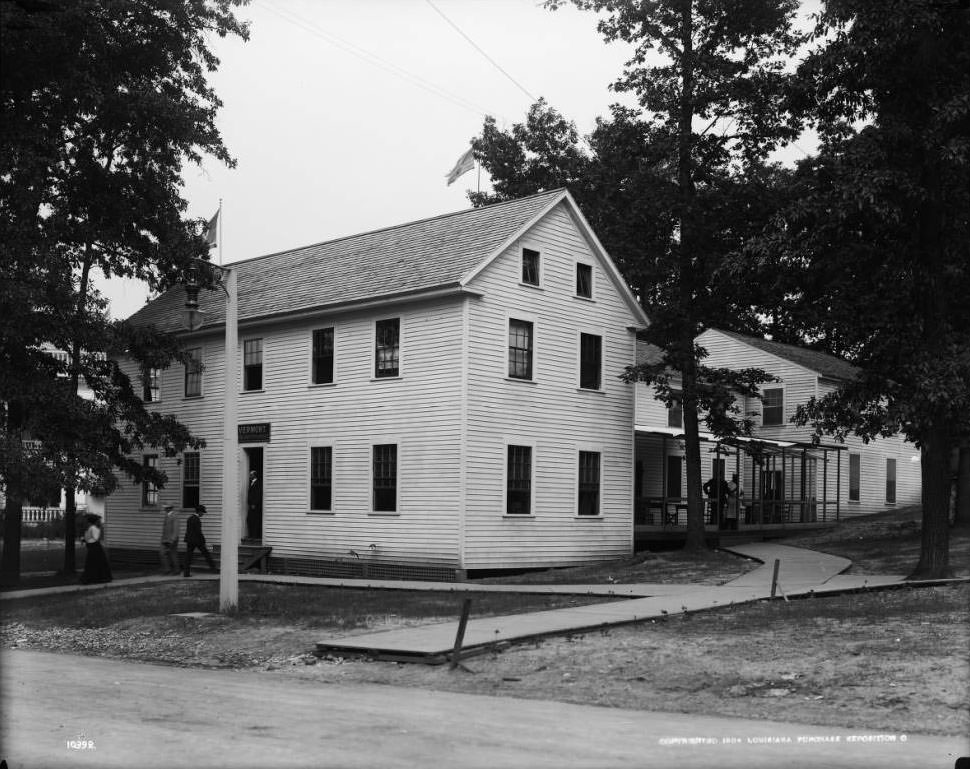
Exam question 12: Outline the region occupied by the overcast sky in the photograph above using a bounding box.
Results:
[97,0,818,320]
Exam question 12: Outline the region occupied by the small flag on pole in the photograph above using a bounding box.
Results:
[204,209,220,246]
[445,147,475,186]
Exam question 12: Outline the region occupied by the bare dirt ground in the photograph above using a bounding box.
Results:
[2,508,968,737]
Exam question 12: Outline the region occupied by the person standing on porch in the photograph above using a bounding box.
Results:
[246,470,262,541]
[159,504,179,575]
[726,473,743,530]
[183,504,218,576]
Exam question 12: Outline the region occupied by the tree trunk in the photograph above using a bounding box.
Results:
[682,366,706,551]
[0,494,24,586]
[909,426,953,579]
[954,443,970,529]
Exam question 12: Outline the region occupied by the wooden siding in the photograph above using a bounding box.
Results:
[109,296,466,567]
[462,202,638,569]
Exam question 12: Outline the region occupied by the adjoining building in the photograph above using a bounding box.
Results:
[633,329,922,542]
[106,190,649,578]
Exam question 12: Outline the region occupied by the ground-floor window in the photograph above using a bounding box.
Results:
[506,445,532,515]
[182,452,200,508]
[372,444,397,512]
[885,458,896,503]
[849,453,861,502]
[310,446,333,511]
[577,451,600,516]
[142,455,158,506]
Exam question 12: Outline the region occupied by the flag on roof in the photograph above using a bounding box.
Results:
[445,147,475,186]
[204,209,219,246]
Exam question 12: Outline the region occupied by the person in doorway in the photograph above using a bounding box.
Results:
[183,504,218,576]
[79,514,112,584]
[246,470,262,541]
[703,473,730,528]
[159,504,179,575]
[725,473,743,530]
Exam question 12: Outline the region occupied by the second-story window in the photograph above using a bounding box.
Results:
[521,248,540,286]
[576,263,593,298]
[184,348,202,398]
[375,318,400,378]
[668,390,683,429]
[312,327,335,384]
[762,387,784,426]
[579,333,602,390]
[142,366,161,402]
[508,319,533,380]
[243,338,263,391]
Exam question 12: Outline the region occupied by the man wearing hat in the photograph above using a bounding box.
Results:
[183,504,218,576]
[160,504,179,575]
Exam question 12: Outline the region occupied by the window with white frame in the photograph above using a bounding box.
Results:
[849,453,861,502]
[508,319,533,380]
[243,338,263,391]
[577,451,601,516]
[182,452,200,508]
[579,333,602,390]
[372,443,397,512]
[506,445,532,515]
[142,454,159,506]
[667,391,683,429]
[521,248,540,286]
[142,366,161,402]
[576,263,593,298]
[886,458,896,503]
[375,319,400,378]
[310,446,333,511]
[312,327,335,384]
[184,348,202,397]
[761,387,784,426]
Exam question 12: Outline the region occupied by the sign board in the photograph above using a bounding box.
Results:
[238,423,270,443]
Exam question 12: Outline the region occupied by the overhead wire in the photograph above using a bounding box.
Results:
[425,0,537,103]
[257,0,500,120]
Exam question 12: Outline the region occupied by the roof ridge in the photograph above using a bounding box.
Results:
[219,188,568,270]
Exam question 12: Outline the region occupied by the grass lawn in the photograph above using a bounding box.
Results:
[2,506,967,736]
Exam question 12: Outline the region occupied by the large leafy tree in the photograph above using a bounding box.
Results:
[755,0,970,578]
[474,0,804,549]
[0,0,247,584]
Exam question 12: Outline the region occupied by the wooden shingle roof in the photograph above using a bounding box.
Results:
[713,330,859,381]
[128,189,568,333]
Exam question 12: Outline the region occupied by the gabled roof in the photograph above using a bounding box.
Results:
[710,330,859,382]
[128,189,588,333]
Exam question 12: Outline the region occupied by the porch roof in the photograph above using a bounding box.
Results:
[634,426,846,454]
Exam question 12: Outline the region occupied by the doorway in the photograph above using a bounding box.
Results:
[244,447,264,541]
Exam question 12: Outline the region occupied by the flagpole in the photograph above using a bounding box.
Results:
[218,198,223,266]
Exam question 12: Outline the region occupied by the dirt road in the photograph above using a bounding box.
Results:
[1,649,964,769]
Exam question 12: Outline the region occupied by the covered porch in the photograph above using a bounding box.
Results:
[633,427,845,542]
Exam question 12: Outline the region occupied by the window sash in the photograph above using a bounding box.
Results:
[762,388,784,425]
[886,458,896,503]
[182,452,200,509]
[243,338,263,391]
[310,446,333,511]
[372,444,397,511]
[506,445,532,515]
[375,319,400,378]
[508,319,533,379]
[576,263,592,297]
[184,348,202,397]
[579,333,602,390]
[143,367,160,402]
[142,455,158,506]
[521,248,540,285]
[578,451,600,516]
[312,328,335,384]
[849,454,861,501]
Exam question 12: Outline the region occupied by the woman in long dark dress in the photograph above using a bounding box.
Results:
[79,514,112,584]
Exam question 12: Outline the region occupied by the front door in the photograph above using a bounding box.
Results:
[244,447,263,541]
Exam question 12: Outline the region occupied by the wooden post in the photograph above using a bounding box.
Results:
[770,558,781,598]
[450,597,472,669]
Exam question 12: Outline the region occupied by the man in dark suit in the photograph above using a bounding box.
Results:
[246,470,262,541]
[183,504,218,576]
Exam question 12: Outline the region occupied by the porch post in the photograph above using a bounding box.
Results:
[836,450,842,521]
[822,449,829,522]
